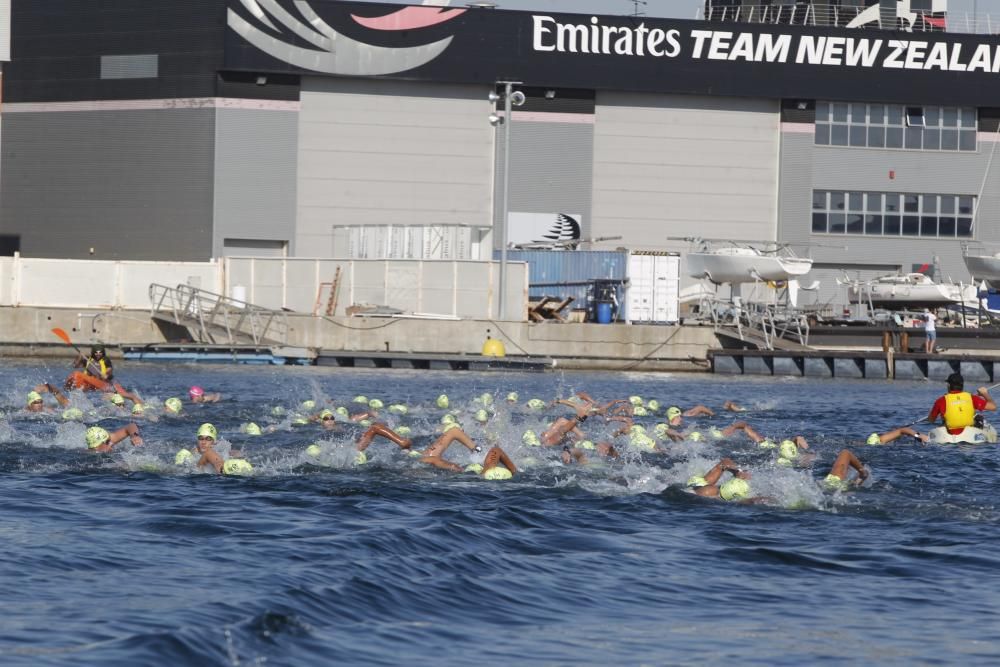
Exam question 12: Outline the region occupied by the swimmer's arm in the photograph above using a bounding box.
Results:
[977,387,997,411]
[124,423,143,446]
[197,449,225,474]
[684,405,715,417]
[36,383,70,407]
[423,457,463,473]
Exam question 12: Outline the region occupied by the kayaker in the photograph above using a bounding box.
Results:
[927,372,996,438]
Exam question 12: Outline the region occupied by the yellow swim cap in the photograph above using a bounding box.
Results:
[352,396,368,405]
[441,414,456,425]
[335,406,349,418]
[647,400,660,412]
[686,475,708,488]
[109,393,125,406]
[131,403,145,416]
[300,400,317,411]
[779,440,799,460]
[222,459,254,476]
[629,396,643,406]
[26,391,42,406]
[720,478,750,501]
[359,419,372,428]
[630,434,656,452]
[632,406,649,417]
[522,430,540,446]
[654,423,670,439]
[474,409,489,423]
[630,424,647,434]
[709,427,724,439]
[165,397,183,413]
[576,440,595,450]
[244,422,262,436]
[688,431,704,442]
[305,444,322,457]
[196,423,217,440]
[175,449,194,465]
[396,426,412,437]
[666,407,682,420]
[442,422,459,432]
[85,426,110,448]
[465,463,484,474]
[436,394,449,409]
[866,433,881,445]
[777,457,794,467]
[318,409,334,420]
[291,416,310,426]
[506,392,519,403]
[824,473,850,492]
[271,406,287,417]
[483,467,513,480]
[368,399,384,410]
[479,393,493,406]
[354,451,368,465]
[62,407,84,421]
[527,399,545,410]
[758,439,777,449]
[388,404,408,414]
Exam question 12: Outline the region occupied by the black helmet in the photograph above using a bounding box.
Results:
[946,372,964,391]
[91,344,106,355]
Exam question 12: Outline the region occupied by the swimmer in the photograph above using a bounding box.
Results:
[85,423,142,453]
[317,409,339,431]
[865,426,928,445]
[27,383,70,412]
[723,400,746,412]
[358,424,517,478]
[561,442,619,465]
[822,449,868,491]
[188,386,221,403]
[686,457,769,504]
[192,423,253,475]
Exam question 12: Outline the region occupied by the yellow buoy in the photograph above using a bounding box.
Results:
[481,337,506,357]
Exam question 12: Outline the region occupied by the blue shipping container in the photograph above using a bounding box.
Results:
[496,250,628,309]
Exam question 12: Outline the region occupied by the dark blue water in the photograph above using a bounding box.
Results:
[2,360,1000,665]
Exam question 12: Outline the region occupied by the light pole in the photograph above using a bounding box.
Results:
[489,81,524,320]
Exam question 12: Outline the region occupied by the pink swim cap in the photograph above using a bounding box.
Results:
[189,386,205,398]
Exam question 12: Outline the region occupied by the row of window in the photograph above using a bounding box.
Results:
[814,102,978,151]
[811,191,975,238]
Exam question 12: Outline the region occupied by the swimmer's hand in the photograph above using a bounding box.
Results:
[474,445,482,453]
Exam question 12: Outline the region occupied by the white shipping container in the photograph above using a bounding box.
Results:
[627,252,680,323]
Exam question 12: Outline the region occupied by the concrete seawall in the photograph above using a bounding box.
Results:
[0,306,720,372]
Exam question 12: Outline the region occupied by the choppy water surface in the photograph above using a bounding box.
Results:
[1,360,999,665]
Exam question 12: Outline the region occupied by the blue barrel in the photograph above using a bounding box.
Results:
[596,302,613,324]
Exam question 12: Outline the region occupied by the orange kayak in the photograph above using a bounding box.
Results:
[66,371,111,392]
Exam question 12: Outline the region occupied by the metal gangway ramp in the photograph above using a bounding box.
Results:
[149,283,288,346]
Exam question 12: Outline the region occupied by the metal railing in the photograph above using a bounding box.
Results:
[697,295,810,350]
[149,283,288,346]
[699,5,994,34]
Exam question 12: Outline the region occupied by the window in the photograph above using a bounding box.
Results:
[815,102,977,152]
[811,190,975,239]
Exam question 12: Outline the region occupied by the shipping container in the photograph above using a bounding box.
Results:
[497,250,628,311]
[626,252,680,324]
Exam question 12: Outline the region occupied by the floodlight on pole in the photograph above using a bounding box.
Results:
[491,81,524,320]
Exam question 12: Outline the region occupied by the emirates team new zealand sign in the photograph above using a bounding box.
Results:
[224,0,1000,105]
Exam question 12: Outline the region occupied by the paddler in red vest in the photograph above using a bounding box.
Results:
[65,344,114,392]
[927,372,996,437]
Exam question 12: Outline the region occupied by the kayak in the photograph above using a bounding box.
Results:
[65,371,111,392]
[927,423,998,445]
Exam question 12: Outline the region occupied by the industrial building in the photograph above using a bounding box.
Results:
[2,0,999,312]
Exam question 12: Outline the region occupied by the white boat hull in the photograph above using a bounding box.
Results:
[687,249,813,284]
[850,283,978,307]
[927,424,998,444]
[964,253,1000,288]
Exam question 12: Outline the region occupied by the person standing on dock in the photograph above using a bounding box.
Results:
[927,372,996,438]
[922,308,937,354]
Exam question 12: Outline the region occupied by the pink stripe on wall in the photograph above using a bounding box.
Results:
[781,122,814,134]
[3,98,301,113]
